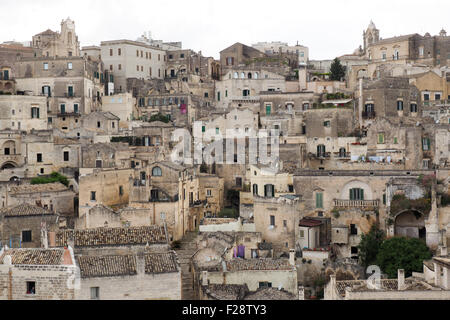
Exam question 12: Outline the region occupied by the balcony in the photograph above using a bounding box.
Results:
[422,100,450,107]
[308,152,331,159]
[334,152,351,159]
[333,199,379,208]
[57,112,80,117]
[231,96,260,102]
[362,111,376,119]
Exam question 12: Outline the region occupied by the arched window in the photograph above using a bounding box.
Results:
[240,72,245,79]
[254,72,259,79]
[152,166,162,176]
[339,147,346,157]
[233,72,238,79]
[349,188,364,200]
[247,72,252,79]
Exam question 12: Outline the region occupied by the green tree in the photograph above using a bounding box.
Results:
[329,58,346,81]
[376,237,432,278]
[357,225,385,269]
[149,113,170,123]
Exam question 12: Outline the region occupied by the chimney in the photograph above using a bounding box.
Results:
[398,269,405,290]
[289,249,295,266]
[48,232,56,247]
[136,253,146,276]
[202,271,208,286]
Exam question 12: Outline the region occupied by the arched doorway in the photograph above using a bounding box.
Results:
[394,210,426,239]
[1,161,17,170]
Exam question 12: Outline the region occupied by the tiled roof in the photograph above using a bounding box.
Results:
[76,252,179,278]
[203,284,249,300]
[244,287,296,300]
[226,258,293,272]
[335,278,434,296]
[9,182,68,194]
[0,203,53,217]
[55,226,167,247]
[77,255,137,278]
[145,252,178,274]
[299,218,323,227]
[0,248,64,265]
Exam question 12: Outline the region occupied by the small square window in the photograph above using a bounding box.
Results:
[90,191,96,201]
[22,230,32,242]
[26,281,36,295]
[67,62,73,70]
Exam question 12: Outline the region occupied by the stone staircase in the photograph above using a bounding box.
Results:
[175,232,199,300]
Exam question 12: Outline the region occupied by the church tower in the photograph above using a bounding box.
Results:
[60,17,80,56]
[363,20,380,53]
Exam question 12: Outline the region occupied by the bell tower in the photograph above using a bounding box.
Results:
[363,20,380,53]
[60,17,80,56]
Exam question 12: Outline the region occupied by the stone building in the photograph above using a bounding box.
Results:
[0,203,60,248]
[100,39,167,92]
[0,247,77,300]
[0,95,48,132]
[1,182,76,217]
[32,18,80,58]
[75,250,181,300]
[252,41,309,66]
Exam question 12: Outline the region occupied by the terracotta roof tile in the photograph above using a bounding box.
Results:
[145,252,178,274]
[55,226,167,247]
[0,248,64,265]
[0,203,53,217]
[77,255,137,278]
[225,258,293,272]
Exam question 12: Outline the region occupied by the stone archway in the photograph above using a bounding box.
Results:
[1,161,17,170]
[394,209,426,239]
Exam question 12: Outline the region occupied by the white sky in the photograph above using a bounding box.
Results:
[1,0,449,60]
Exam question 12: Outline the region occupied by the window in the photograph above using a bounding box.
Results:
[423,159,430,169]
[26,281,36,295]
[393,137,398,144]
[201,126,205,133]
[206,189,212,197]
[316,192,323,208]
[40,168,44,174]
[259,282,272,288]
[43,62,48,70]
[31,107,40,119]
[349,188,364,200]
[264,184,275,198]
[90,191,96,201]
[152,166,162,176]
[383,194,386,205]
[90,287,99,300]
[350,224,358,235]
[74,104,79,114]
[160,212,166,220]
[435,93,441,101]
[236,177,242,187]
[118,64,122,70]
[204,92,209,98]
[351,246,358,254]
[68,86,73,97]
[422,138,430,151]
[158,54,160,61]
[119,186,124,196]
[270,215,275,227]
[283,220,287,228]
[110,65,113,71]
[215,127,220,134]
[22,230,32,242]
[37,153,42,163]
[382,52,386,60]
[42,86,51,97]
[217,91,220,101]
[424,93,430,101]
[63,151,69,162]
[95,160,102,168]
[323,121,331,127]
[226,57,234,66]
[397,100,403,111]
[97,121,101,128]
[252,184,258,195]
[317,144,326,157]
[300,230,305,238]
[410,103,417,113]
[265,105,271,115]
[118,48,121,56]
[67,62,73,70]
[419,47,424,56]
[378,133,385,144]
[288,185,294,192]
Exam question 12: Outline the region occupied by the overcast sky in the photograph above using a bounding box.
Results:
[1,0,449,60]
